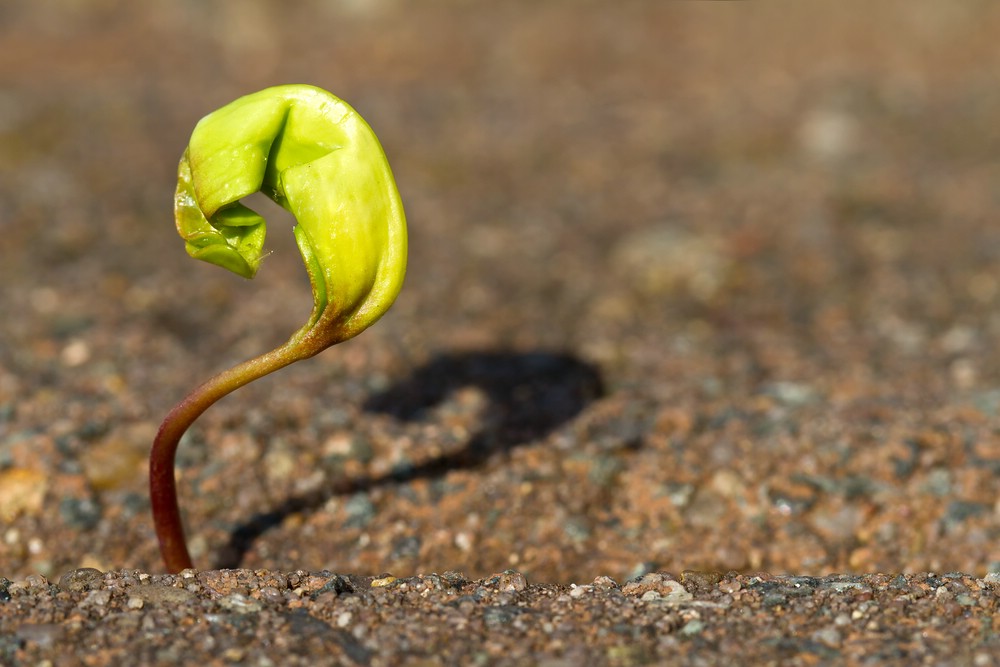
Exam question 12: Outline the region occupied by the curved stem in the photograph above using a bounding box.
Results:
[150,340,312,572]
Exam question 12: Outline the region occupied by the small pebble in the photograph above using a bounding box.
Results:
[130,584,196,606]
[219,593,263,614]
[258,586,283,603]
[623,573,693,603]
[82,589,111,607]
[812,626,842,647]
[81,423,156,492]
[718,580,741,594]
[58,568,103,593]
[0,468,48,521]
[497,570,528,593]
[680,620,704,636]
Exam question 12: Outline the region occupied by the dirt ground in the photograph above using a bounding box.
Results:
[4,1,1000,664]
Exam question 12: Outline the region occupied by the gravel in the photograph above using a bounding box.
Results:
[4,0,1000,664]
[4,568,1000,665]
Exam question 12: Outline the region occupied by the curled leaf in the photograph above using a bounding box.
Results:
[174,84,407,348]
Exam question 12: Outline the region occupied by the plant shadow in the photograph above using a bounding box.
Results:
[216,350,605,569]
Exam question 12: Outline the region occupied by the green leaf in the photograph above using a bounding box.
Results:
[174,84,407,347]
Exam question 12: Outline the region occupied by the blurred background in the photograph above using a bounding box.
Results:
[3,1,1000,582]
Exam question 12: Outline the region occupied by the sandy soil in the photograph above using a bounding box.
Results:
[3,1,1000,663]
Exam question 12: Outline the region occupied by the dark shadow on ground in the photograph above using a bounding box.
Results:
[216,350,605,569]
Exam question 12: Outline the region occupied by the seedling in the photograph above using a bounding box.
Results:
[150,85,407,572]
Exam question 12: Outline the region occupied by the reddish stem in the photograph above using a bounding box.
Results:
[150,340,311,572]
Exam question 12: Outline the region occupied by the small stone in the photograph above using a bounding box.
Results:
[127,596,144,610]
[258,586,283,603]
[761,381,818,407]
[812,626,842,647]
[680,620,704,636]
[311,574,353,599]
[198,570,252,597]
[60,338,90,367]
[262,444,297,483]
[130,584,196,606]
[300,574,332,594]
[454,532,473,552]
[442,572,468,587]
[371,575,397,588]
[58,568,104,593]
[658,583,693,604]
[622,573,693,603]
[680,571,723,590]
[82,589,111,607]
[82,423,156,492]
[822,581,868,593]
[8,575,49,596]
[497,570,527,593]
[219,593,263,614]
[763,593,788,608]
[798,106,860,162]
[718,580,741,594]
[222,648,245,662]
[0,468,48,521]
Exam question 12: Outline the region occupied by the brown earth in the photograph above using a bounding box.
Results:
[3,1,1000,664]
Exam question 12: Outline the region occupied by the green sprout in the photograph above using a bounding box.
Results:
[150,84,407,572]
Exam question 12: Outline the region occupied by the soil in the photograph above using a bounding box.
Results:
[3,1,1000,664]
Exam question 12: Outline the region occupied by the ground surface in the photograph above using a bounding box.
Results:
[3,1,1000,664]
